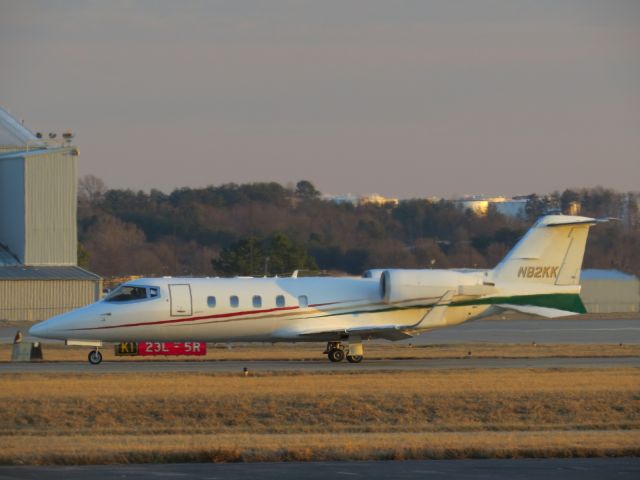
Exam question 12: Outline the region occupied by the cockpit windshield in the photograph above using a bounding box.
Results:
[105,285,159,302]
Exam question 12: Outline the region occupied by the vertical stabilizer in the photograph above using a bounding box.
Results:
[492,215,596,286]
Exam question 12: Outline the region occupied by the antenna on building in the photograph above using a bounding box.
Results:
[62,129,74,144]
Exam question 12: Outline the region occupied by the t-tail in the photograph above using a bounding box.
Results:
[488,215,598,317]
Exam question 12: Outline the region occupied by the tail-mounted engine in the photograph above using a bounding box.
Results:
[379,269,486,306]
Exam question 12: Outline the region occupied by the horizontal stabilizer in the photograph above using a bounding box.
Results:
[496,304,578,318]
[544,219,597,227]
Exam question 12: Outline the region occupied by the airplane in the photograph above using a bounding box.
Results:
[30,214,600,365]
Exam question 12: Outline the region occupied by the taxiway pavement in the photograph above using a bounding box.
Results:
[1,356,638,374]
[1,458,639,480]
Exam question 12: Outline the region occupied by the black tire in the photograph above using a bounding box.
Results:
[346,355,363,363]
[88,350,103,365]
[328,349,345,362]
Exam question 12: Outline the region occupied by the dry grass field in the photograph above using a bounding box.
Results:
[4,431,639,465]
[1,342,639,362]
[1,368,638,464]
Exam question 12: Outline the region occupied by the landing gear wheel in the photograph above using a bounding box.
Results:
[328,349,345,362]
[346,355,363,363]
[88,350,103,365]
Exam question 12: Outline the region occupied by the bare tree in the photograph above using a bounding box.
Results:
[78,175,107,205]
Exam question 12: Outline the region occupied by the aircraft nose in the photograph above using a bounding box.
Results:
[28,306,96,340]
[29,321,50,338]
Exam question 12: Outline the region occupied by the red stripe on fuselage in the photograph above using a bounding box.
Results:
[71,301,341,331]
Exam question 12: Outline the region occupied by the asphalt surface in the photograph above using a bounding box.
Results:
[2,318,639,373]
[1,356,638,374]
[403,318,640,345]
[1,458,639,480]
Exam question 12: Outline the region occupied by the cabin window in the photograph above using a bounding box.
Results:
[207,296,216,308]
[149,287,159,298]
[105,285,149,302]
[276,295,285,308]
[230,295,239,308]
[253,295,262,308]
[298,295,308,307]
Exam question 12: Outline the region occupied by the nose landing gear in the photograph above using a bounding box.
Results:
[88,349,103,365]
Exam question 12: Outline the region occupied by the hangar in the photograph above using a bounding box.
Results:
[581,269,640,314]
[0,107,101,322]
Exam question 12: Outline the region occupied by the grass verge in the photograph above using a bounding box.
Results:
[1,368,638,464]
[3,431,640,465]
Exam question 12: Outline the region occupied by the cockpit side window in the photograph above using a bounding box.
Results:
[105,285,156,302]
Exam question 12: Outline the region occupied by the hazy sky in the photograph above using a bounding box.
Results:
[1,0,639,198]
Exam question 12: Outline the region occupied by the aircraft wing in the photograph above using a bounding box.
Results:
[295,324,414,341]
[280,290,456,342]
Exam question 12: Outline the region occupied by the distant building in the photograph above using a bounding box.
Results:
[566,201,581,216]
[0,107,101,322]
[324,193,399,207]
[581,269,640,314]
[323,193,359,206]
[358,193,399,207]
[453,195,527,219]
[494,199,528,218]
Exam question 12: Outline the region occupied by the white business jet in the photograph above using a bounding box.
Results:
[30,215,598,364]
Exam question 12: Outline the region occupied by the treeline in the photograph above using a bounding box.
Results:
[77,176,640,278]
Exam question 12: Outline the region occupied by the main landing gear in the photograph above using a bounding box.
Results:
[324,340,364,363]
[88,349,103,365]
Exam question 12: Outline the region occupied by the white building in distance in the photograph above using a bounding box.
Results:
[454,195,528,219]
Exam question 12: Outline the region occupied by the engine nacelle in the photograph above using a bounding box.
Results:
[380,269,478,305]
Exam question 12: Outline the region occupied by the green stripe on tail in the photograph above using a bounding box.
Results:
[451,293,587,314]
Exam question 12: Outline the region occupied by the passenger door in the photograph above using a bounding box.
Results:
[169,284,192,316]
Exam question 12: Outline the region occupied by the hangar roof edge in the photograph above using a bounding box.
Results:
[0,106,44,149]
[0,146,76,160]
[0,265,101,281]
[582,269,638,281]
